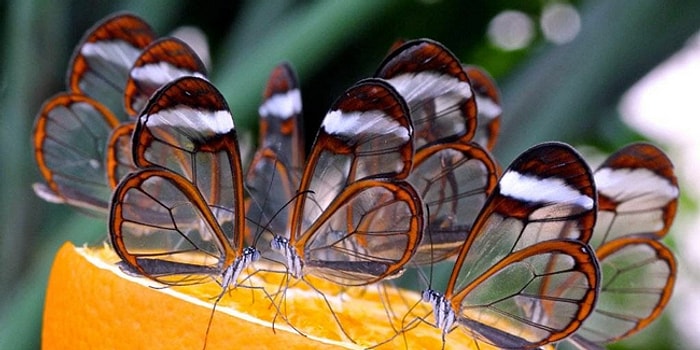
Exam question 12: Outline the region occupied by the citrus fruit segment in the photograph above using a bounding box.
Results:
[42,242,478,349]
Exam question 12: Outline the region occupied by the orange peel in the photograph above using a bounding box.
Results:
[43,242,480,349]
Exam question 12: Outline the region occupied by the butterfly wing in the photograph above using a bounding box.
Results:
[124,37,208,117]
[569,237,675,348]
[110,77,247,284]
[592,142,678,247]
[568,143,679,348]
[376,40,499,264]
[376,39,477,149]
[439,143,599,348]
[408,141,499,264]
[245,63,304,239]
[32,93,121,215]
[33,14,170,215]
[67,12,155,118]
[463,65,501,151]
[283,79,421,285]
[105,122,137,188]
[110,37,209,187]
[291,79,414,235]
[297,179,423,285]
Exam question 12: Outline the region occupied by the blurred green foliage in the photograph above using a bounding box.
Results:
[1,1,698,349]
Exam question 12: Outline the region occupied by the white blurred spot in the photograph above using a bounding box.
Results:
[620,31,700,195]
[619,30,700,349]
[487,11,535,51]
[540,3,581,44]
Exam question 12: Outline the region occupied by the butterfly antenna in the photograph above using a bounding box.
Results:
[251,189,312,248]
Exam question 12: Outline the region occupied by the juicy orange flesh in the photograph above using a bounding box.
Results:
[43,242,482,349]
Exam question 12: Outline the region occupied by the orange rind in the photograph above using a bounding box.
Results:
[43,242,480,349]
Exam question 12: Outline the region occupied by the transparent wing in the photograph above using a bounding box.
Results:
[377,40,502,264]
[32,93,121,215]
[291,78,413,238]
[463,65,501,151]
[452,240,599,348]
[408,141,499,264]
[105,122,137,188]
[296,179,423,286]
[93,38,211,193]
[442,143,599,348]
[67,12,155,118]
[570,237,675,347]
[124,37,208,117]
[271,78,420,286]
[130,76,246,246]
[246,63,304,238]
[110,169,237,285]
[380,41,501,151]
[376,38,477,149]
[591,142,679,248]
[109,77,247,285]
[452,142,597,268]
[131,77,236,203]
[566,142,679,348]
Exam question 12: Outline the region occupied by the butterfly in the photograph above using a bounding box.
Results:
[375,39,501,264]
[255,76,424,287]
[563,142,678,350]
[32,12,207,215]
[245,62,305,243]
[409,142,600,349]
[109,76,259,291]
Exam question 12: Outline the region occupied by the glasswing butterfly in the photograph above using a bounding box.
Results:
[562,142,678,350]
[109,75,259,291]
[375,39,501,264]
[108,76,262,350]
[261,76,425,286]
[32,12,207,215]
[411,142,601,349]
[236,61,425,288]
[245,63,305,243]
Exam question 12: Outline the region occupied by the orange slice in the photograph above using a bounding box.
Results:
[43,242,480,349]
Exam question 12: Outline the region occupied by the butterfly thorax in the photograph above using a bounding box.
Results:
[220,246,260,289]
[271,236,303,278]
[423,289,456,337]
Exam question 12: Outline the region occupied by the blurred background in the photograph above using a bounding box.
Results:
[1,1,698,348]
